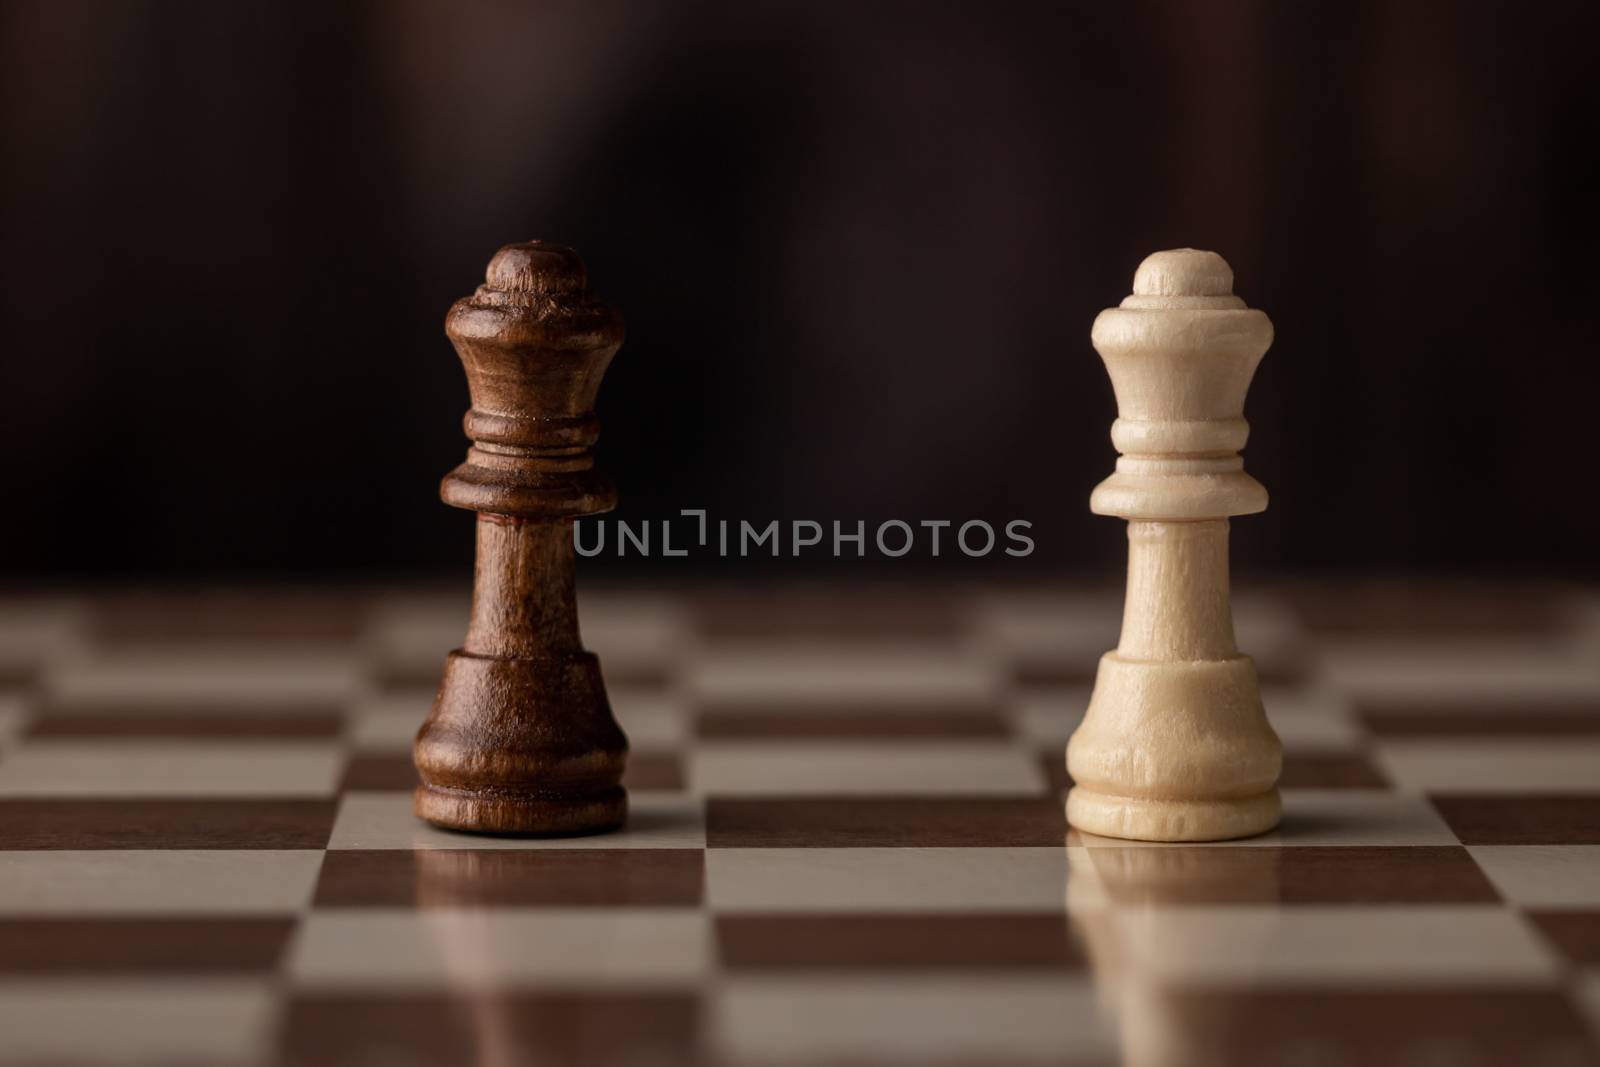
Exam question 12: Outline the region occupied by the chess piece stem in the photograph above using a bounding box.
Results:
[413,242,628,835]
[1066,249,1282,842]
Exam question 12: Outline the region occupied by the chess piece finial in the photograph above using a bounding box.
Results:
[1132,247,1234,297]
[1066,249,1281,842]
[413,240,628,835]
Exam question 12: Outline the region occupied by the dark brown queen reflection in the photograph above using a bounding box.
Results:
[413,242,629,835]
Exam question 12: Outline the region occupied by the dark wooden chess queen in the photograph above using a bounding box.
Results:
[413,242,628,834]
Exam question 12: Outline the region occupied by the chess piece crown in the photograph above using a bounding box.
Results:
[441,241,624,518]
[1089,248,1271,522]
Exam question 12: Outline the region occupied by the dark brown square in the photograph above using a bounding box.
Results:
[0,800,339,849]
[1359,703,1600,737]
[90,590,369,645]
[624,752,687,790]
[1287,581,1579,638]
[0,918,294,973]
[697,709,1009,740]
[707,796,1065,847]
[1073,846,1499,905]
[717,914,1083,971]
[1252,653,1315,687]
[1277,752,1390,789]
[1430,795,1600,844]
[27,711,345,740]
[1039,750,1070,793]
[1528,910,1600,966]
[0,662,38,688]
[1160,987,1599,1067]
[1012,660,1097,688]
[340,754,421,791]
[313,849,704,907]
[601,662,676,688]
[694,587,967,641]
[372,663,446,690]
[339,752,686,792]
[279,992,701,1067]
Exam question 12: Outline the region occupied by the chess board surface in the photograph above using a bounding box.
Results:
[1,581,1598,1067]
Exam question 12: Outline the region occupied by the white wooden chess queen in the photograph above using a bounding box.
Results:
[1066,249,1282,842]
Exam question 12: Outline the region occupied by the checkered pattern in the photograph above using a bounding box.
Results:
[0,582,1598,1066]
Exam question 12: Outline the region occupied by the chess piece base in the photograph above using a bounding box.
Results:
[1067,653,1281,842]
[414,783,626,835]
[1066,786,1280,842]
[414,650,628,835]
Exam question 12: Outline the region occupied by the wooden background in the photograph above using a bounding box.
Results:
[2,0,1594,578]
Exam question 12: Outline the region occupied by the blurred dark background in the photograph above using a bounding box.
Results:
[2,0,1595,582]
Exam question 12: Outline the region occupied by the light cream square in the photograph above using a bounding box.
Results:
[1321,641,1600,703]
[288,909,709,990]
[1110,906,1560,985]
[707,847,1066,912]
[0,851,323,915]
[348,691,432,751]
[972,592,1120,661]
[1009,692,1092,747]
[1377,740,1600,793]
[0,979,276,1066]
[689,644,998,705]
[690,741,1044,796]
[0,741,344,797]
[712,976,1113,1066]
[1468,846,1600,907]
[46,648,362,709]
[1260,687,1365,751]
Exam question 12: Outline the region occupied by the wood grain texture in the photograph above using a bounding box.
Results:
[1066,250,1282,842]
[413,242,629,835]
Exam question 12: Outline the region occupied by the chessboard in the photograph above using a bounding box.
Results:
[0,581,1597,1067]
